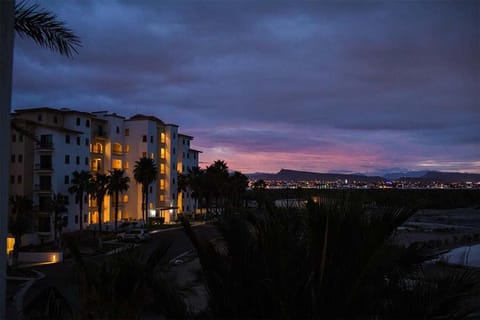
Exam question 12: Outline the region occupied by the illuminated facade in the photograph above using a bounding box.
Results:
[9,107,200,238]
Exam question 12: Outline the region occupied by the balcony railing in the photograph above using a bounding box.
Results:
[34,184,52,192]
[35,142,54,150]
[35,163,53,171]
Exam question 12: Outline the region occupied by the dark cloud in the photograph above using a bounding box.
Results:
[12,0,480,173]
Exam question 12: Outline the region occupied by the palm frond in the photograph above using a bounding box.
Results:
[15,1,81,57]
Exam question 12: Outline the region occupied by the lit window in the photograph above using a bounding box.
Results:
[142,152,147,158]
[160,163,165,174]
[125,128,129,136]
[159,194,165,201]
[160,132,166,143]
[160,148,165,159]
[125,161,129,169]
[150,152,154,159]
[113,143,122,154]
[123,194,128,203]
[125,144,130,153]
[112,159,122,169]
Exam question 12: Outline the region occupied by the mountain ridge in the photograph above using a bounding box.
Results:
[246,169,480,183]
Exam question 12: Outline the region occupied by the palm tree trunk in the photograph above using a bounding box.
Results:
[98,202,103,249]
[114,191,119,231]
[145,186,149,226]
[79,195,83,230]
[0,2,14,317]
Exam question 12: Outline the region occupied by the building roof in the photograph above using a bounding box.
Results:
[127,114,165,124]
[14,107,94,118]
[11,118,85,134]
[189,149,203,153]
[178,133,194,139]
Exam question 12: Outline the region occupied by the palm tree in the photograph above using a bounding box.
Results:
[68,170,92,231]
[47,193,67,248]
[8,195,33,265]
[133,157,158,225]
[91,173,109,247]
[107,169,130,231]
[1,2,80,317]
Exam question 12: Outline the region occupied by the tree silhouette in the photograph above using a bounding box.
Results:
[68,170,92,230]
[107,169,130,231]
[133,157,158,225]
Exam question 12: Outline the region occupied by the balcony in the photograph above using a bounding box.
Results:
[34,184,52,193]
[35,163,53,172]
[35,142,54,151]
[112,149,123,156]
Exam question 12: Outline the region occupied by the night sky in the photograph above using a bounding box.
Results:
[13,1,480,174]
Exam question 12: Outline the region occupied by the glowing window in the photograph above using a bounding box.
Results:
[160,132,166,143]
[150,152,154,159]
[113,143,122,154]
[160,148,165,159]
[160,179,165,190]
[123,194,128,203]
[112,159,122,169]
[125,144,130,153]
[160,163,165,174]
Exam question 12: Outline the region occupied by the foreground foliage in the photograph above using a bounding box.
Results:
[184,199,480,319]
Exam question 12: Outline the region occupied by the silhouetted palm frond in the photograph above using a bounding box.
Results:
[15,1,81,57]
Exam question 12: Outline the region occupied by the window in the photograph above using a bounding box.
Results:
[54,116,58,123]
[65,155,70,164]
[142,152,147,158]
[19,134,23,142]
[123,194,129,203]
[172,178,176,185]
[173,133,176,139]
[149,186,153,193]
[125,128,129,136]
[116,126,120,134]
[38,114,42,121]
[64,175,70,184]
[10,176,14,184]
[76,117,80,125]
[112,159,122,169]
[183,139,185,145]
[150,152,154,159]
[187,153,190,159]
[17,175,22,184]
[11,134,16,142]
[124,144,130,153]
[160,194,165,201]
[142,135,147,142]
[85,138,89,146]
[160,148,165,159]
[150,135,153,143]
[160,132,165,143]
[160,179,165,190]
[75,215,79,224]
[85,157,89,165]
[11,154,15,163]
[65,135,70,144]
[76,136,81,145]
[173,147,176,154]
[124,161,129,169]
[76,156,80,165]
[18,154,23,163]
[86,119,90,127]
[160,163,165,174]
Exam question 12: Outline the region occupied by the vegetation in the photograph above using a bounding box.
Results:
[183,197,480,319]
[134,157,158,225]
[68,170,93,230]
[14,1,81,57]
[106,169,130,231]
[179,160,249,216]
[68,240,187,319]
[8,195,33,265]
[47,193,67,248]
[91,173,109,248]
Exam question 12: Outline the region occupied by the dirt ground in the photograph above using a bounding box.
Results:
[395,207,480,251]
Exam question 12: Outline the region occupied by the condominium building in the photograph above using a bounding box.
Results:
[10,107,200,239]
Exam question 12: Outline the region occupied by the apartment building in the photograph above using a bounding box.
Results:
[10,107,200,239]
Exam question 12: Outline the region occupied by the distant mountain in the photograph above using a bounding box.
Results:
[247,169,385,183]
[247,169,480,183]
[383,171,431,180]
